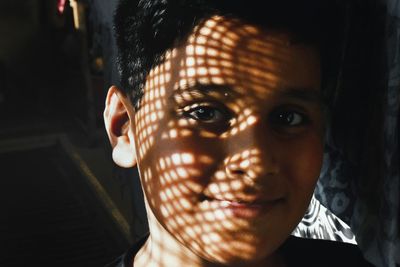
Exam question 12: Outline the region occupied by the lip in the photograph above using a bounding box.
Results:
[212,198,283,219]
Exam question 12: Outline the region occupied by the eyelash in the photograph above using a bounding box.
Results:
[180,102,311,131]
[181,102,232,124]
[269,108,310,128]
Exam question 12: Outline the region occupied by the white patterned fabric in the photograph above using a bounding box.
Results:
[293,195,356,244]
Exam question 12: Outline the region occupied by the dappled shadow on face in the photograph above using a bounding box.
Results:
[134,15,323,265]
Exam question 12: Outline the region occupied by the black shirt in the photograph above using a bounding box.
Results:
[106,234,374,267]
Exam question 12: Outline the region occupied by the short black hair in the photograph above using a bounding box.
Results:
[114,0,348,110]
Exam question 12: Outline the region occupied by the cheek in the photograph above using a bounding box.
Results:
[281,135,324,194]
[137,137,224,209]
[137,138,229,245]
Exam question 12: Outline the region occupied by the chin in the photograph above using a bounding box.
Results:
[208,254,271,267]
[196,240,277,267]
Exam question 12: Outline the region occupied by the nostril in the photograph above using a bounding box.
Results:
[230,169,246,175]
[225,159,251,177]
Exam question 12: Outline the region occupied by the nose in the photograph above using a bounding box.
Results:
[224,149,278,188]
[224,121,280,187]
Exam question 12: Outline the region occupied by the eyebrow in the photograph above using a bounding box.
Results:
[278,87,322,104]
[172,82,321,104]
[175,83,236,95]
[171,82,238,102]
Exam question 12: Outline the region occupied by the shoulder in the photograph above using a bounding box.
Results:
[281,236,374,267]
[105,255,125,267]
[105,234,149,267]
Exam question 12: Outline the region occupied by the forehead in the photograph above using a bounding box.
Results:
[145,16,320,100]
[136,16,322,159]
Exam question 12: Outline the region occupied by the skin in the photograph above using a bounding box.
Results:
[104,16,324,267]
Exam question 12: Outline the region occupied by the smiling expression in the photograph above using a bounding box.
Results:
[132,15,324,264]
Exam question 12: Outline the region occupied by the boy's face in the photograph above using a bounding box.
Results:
[121,16,323,264]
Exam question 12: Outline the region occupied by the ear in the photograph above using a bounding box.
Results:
[104,86,137,168]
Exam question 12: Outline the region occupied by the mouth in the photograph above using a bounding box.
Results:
[201,195,283,219]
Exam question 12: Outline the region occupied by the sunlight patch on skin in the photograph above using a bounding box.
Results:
[176,167,188,178]
[214,170,227,180]
[199,131,218,138]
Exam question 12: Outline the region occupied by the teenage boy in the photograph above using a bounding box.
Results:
[104,1,373,266]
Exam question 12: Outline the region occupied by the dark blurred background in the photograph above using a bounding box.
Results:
[0,0,146,266]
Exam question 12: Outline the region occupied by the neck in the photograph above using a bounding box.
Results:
[134,202,286,267]
[134,203,204,267]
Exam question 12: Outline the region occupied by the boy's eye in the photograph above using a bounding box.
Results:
[270,109,309,127]
[184,104,230,124]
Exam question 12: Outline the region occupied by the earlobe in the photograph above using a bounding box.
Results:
[104,86,137,168]
[112,135,137,168]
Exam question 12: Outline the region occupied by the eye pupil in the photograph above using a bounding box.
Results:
[273,110,305,127]
[184,104,231,125]
[279,112,294,123]
[196,107,215,120]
